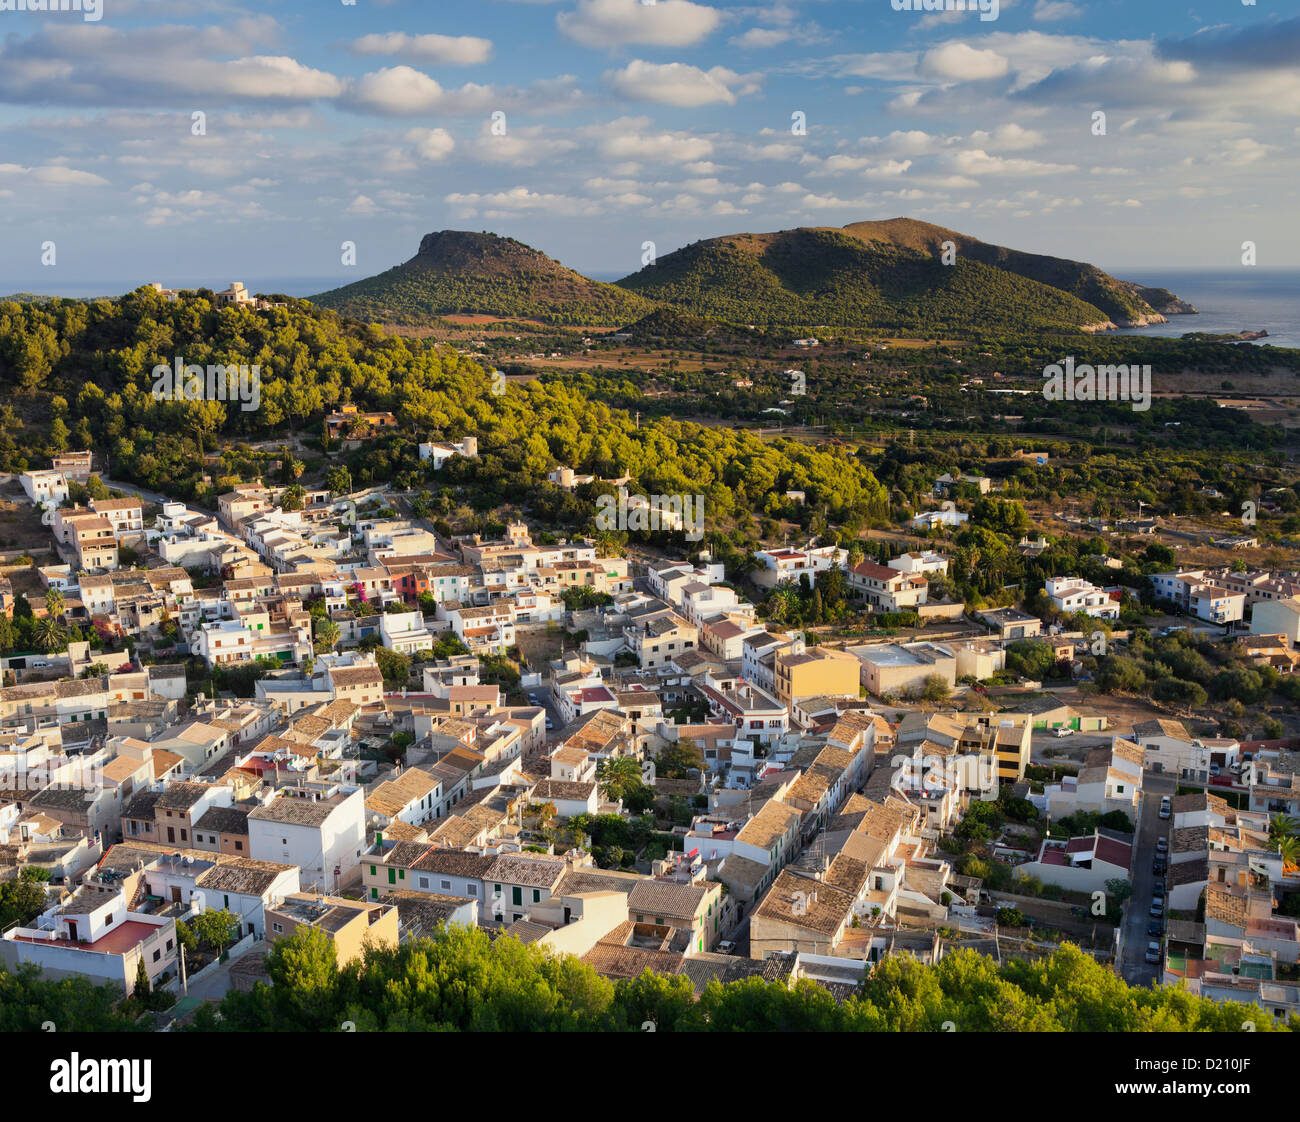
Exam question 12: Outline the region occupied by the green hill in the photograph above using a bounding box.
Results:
[310,230,655,326]
[615,219,1195,333]
[619,306,731,341]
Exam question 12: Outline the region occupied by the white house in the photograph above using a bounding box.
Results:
[1044,577,1120,620]
[248,787,366,894]
[193,857,301,938]
[1132,718,1210,781]
[419,436,478,469]
[379,610,436,654]
[20,469,68,508]
[912,510,969,530]
[888,551,949,576]
[1045,738,1143,819]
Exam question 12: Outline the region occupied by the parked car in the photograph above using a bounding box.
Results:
[1210,763,1221,777]
[1153,858,1167,876]
[1156,836,1169,854]
[716,941,736,955]
[1159,796,1172,820]
[545,717,554,730]
[1152,875,1166,893]
[1053,727,1075,738]
[1150,894,1166,917]
[1145,940,1163,964]
[1147,919,1164,938]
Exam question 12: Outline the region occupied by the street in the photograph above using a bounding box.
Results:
[1118,769,1175,986]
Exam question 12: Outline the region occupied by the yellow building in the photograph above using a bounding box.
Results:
[773,647,861,703]
[265,893,399,966]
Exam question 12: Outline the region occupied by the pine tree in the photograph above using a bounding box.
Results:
[132,956,151,1000]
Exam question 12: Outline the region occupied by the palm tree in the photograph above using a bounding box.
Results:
[313,617,341,654]
[31,616,68,653]
[597,755,642,801]
[1269,814,1297,845]
[44,588,64,619]
[1276,836,1299,869]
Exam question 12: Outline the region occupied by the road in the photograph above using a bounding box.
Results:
[1028,731,1108,768]
[102,478,173,508]
[1118,769,1175,986]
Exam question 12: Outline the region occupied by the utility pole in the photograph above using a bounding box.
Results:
[180,943,188,995]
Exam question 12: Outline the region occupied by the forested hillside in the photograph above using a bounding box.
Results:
[616,228,1123,332]
[0,288,887,534]
[311,231,655,326]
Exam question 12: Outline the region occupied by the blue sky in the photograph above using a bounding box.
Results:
[1,0,1297,291]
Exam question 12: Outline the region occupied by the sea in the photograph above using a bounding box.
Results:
[1107,268,1300,349]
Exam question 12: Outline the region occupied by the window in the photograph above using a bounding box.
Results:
[166,939,173,951]
[467,884,477,896]
[512,886,522,906]
[441,879,452,890]
[272,922,283,933]
[152,949,161,962]
[235,841,243,851]
[533,889,541,903]
[419,876,430,889]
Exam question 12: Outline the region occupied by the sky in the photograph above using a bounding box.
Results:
[1,0,1297,293]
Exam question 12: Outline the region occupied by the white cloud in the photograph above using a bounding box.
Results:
[968,123,1044,150]
[350,33,493,66]
[864,130,946,155]
[601,130,715,162]
[730,28,791,49]
[346,67,444,114]
[605,60,756,107]
[406,127,456,160]
[0,163,110,187]
[474,123,577,165]
[1033,0,1082,21]
[948,149,1075,176]
[558,0,722,49]
[445,186,584,217]
[918,43,1010,82]
[346,194,380,215]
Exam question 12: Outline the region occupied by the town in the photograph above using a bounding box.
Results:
[2,429,1298,1031]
